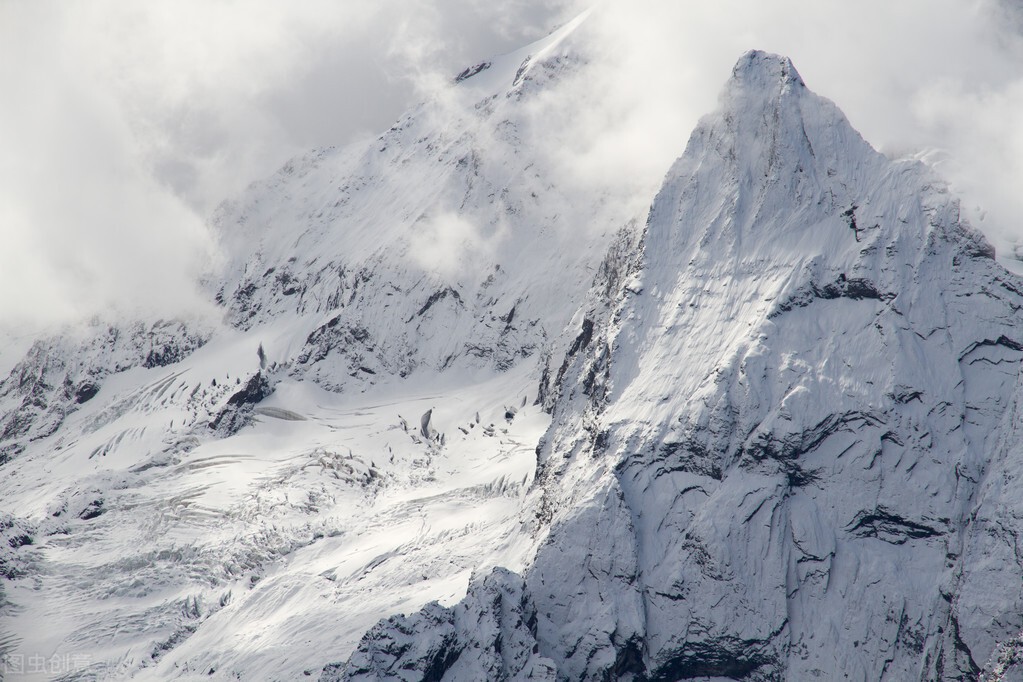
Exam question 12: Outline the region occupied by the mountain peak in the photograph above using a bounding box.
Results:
[657,50,882,259]
[320,46,1023,682]
[451,9,591,97]
[729,49,805,92]
[711,49,847,147]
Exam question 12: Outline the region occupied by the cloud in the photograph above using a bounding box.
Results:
[0,3,216,327]
[2,0,1021,331]
[911,77,1023,245]
[399,0,1023,269]
[0,0,569,330]
[528,0,1023,249]
[409,211,493,279]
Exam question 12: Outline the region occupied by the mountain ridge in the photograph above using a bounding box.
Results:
[325,50,1023,681]
[0,43,1021,682]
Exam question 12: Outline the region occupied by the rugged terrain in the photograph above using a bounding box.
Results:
[2,17,1023,682]
[327,52,1023,681]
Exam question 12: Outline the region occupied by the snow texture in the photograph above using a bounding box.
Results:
[2,31,1023,682]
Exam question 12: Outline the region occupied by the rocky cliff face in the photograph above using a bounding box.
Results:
[327,52,1023,681]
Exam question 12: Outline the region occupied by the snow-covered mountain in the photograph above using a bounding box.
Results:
[2,17,1023,682]
[324,52,1023,681]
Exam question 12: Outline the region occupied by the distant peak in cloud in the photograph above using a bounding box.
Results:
[450,7,591,98]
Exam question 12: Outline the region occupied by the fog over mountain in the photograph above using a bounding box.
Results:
[1,0,1021,328]
[2,3,1023,681]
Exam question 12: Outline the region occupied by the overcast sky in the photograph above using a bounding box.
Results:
[2,0,1021,330]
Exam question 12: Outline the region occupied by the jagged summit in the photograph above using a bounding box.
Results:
[729,49,805,91]
[669,49,884,242]
[657,48,991,277]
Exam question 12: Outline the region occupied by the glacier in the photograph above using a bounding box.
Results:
[1,19,1022,682]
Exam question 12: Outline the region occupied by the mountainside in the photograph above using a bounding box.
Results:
[0,15,634,681]
[209,9,607,392]
[324,53,1023,681]
[1,23,1023,682]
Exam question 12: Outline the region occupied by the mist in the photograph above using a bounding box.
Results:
[2,0,1021,330]
[543,0,1023,253]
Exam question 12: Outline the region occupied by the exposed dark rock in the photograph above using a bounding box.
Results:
[651,639,777,681]
[7,534,32,549]
[226,372,271,407]
[0,319,208,460]
[847,508,944,544]
[78,498,105,521]
[567,318,595,357]
[210,372,274,434]
[454,61,492,83]
[769,275,894,318]
[412,288,464,321]
[324,568,555,681]
[741,411,885,464]
[323,602,458,682]
[74,382,100,404]
[958,335,1023,362]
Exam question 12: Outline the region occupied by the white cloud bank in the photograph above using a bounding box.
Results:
[546,0,1023,248]
[1,0,1021,329]
[0,0,568,329]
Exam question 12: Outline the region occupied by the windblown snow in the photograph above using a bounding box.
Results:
[2,19,1023,682]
